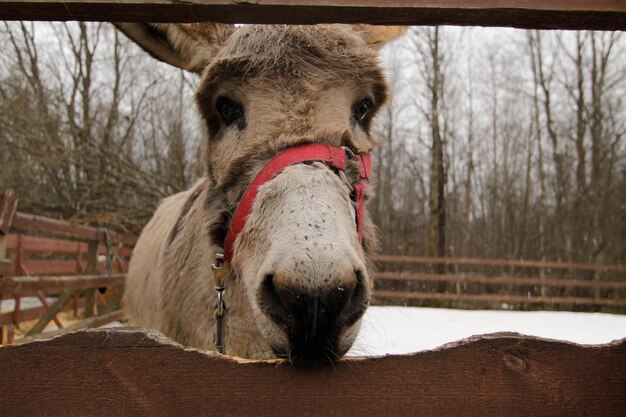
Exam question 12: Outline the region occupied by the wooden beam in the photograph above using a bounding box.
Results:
[0,260,11,277]
[6,234,88,255]
[0,274,126,298]
[25,290,77,336]
[0,298,86,326]
[0,329,624,416]
[13,310,125,345]
[0,1,624,30]
[11,212,99,242]
[0,190,17,269]
[10,212,136,246]
[374,290,626,307]
[373,254,626,272]
[375,272,626,290]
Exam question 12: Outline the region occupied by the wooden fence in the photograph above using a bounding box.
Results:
[0,328,624,416]
[0,190,135,345]
[0,1,625,30]
[372,255,626,312]
[2,2,626,415]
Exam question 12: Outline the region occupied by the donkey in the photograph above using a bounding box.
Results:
[116,22,404,366]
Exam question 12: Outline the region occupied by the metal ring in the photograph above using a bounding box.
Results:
[342,146,356,160]
[338,170,354,192]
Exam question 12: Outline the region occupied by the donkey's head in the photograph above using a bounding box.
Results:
[117,23,403,366]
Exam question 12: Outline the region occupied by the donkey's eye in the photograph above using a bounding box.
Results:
[216,96,244,127]
[352,98,374,124]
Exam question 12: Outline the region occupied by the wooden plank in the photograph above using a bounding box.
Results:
[0,260,12,277]
[0,274,126,296]
[0,298,86,325]
[16,260,82,276]
[35,290,63,329]
[375,272,626,290]
[10,212,136,247]
[11,212,100,242]
[83,241,99,317]
[0,306,45,326]
[373,255,626,273]
[13,309,125,345]
[0,329,624,416]
[0,0,625,30]
[0,190,17,272]
[0,324,15,346]
[25,290,76,336]
[4,305,57,326]
[6,234,88,255]
[374,290,626,307]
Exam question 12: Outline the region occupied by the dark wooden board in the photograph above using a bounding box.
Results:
[11,212,137,246]
[375,271,626,290]
[0,328,624,416]
[6,234,87,255]
[0,0,624,30]
[0,274,126,297]
[373,254,626,272]
[374,289,626,307]
[0,260,11,277]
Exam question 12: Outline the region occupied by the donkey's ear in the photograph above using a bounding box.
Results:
[114,23,235,73]
[351,25,407,50]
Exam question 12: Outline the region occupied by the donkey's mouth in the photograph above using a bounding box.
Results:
[271,334,346,368]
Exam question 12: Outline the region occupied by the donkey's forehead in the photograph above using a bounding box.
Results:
[205,25,383,81]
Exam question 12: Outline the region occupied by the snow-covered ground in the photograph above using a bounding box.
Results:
[347,306,626,356]
[5,299,625,355]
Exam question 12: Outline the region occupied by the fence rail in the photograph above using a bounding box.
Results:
[0,189,133,345]
[1,328,624,416]
[0,0,625,30]
[372,254,626,272]
[372,255,626,311]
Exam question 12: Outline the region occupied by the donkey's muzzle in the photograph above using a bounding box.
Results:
[258,271,369,367]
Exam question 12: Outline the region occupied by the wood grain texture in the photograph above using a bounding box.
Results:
[13,309,125,344]
[0,260,11,277]
[6,234,87,255]
[0,0,624,30]
[0,274,126,296]
[11,212,136,246]
[373,254,626,272]
[374,290,626,307]
[375,271,626,289]
[0,327,624,416]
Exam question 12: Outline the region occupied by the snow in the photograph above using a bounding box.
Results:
[5,299,624,355]
[1,297,55,313]
[347,306,626,356]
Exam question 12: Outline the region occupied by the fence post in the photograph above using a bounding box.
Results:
[0,189,17,272]
[83,240,99,317]
[0,189,18,345]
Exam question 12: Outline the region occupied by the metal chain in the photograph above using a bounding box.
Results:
[211,252,229,354]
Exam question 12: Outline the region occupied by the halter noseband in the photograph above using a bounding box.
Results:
[211,143,372,353]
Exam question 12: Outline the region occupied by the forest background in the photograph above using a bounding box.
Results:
[1,23,624,266]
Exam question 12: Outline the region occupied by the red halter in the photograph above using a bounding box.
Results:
[223,143,371,262]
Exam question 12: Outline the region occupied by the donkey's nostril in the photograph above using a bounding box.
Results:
[258,274,292,328]
[340,269,369,326]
